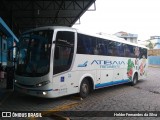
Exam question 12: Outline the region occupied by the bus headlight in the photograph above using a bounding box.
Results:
[36,80,50,87]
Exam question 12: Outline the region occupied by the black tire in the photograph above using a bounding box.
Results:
[79,79,90,98]
[131,74,138,86]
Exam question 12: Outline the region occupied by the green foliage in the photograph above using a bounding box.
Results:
[146,40,160,50]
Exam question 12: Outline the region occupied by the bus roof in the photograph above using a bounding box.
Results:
[23,26,147,49]
[76,29,147,49]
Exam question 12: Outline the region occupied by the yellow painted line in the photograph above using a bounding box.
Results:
[28,101,79,120]
[49,114,70,120]
[0,91,13,105]
[42,102,79,115]
[29,117,36,120]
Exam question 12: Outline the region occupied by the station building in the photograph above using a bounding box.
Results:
[114,31,138,44]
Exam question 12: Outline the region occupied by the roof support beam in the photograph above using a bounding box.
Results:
[0,0,96,33]
[53,0,64,24]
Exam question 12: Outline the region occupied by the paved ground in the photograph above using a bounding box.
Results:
[0,66,160,120]
[68,67,160,120]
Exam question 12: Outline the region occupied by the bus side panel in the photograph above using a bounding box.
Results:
[95,57,131,88]
[52,71,80,97]
[73,55,129,89]
[138,57,148,80]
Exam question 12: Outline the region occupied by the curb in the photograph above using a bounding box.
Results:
[149,65,160,68]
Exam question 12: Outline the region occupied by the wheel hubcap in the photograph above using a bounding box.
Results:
[82,83,88,93]
[134,76,137,84]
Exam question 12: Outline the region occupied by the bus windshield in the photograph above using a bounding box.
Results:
[16,30,53,77]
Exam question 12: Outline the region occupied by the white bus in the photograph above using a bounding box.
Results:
[14,26,148,98]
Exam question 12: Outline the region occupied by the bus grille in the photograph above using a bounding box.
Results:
[16,83,35,88]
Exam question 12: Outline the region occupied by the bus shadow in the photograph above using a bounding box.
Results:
[13,91,73,103]
[90,80,146,97]
[14,80,147,103]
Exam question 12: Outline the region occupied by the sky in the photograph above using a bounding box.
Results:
[73,0,160,41]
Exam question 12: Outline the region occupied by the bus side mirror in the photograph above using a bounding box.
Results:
[7,46,19,62]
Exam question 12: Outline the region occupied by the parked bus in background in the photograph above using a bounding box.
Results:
[14,26,148,98]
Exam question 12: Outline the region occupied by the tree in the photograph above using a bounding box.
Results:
[146,40,160,50]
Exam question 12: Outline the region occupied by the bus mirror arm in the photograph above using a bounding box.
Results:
[7,46,19,63]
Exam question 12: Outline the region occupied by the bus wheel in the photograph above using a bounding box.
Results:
[131,74,138,86]
[79,79,90,98]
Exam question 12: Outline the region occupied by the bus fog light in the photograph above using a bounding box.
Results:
[43,92,47,95]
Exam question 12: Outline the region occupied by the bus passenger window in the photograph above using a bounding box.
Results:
[108,41,114,56]
[124,45,130,57]
[116,43,124,57]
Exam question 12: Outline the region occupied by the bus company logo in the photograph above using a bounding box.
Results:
[78,60,125,68]
[78,61,88,67]
[91,60,125,65]
[92,60,125,68]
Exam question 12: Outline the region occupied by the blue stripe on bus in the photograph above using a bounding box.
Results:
[95,79,130,89]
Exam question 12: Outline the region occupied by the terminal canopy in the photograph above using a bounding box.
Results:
[0,0,96,35]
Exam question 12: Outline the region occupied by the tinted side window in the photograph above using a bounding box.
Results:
[53,31,75,75]
[96,38,108,55]
[56,31,74,47]
[77,34,96,55]
[140,48,147,59]
[128,45,135,58]
[108,41,117,56]
[77,33,145,58]
[77,34,85,54]
[116,42,124,57]
[113,42,120,56]
[124,45,131,57]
